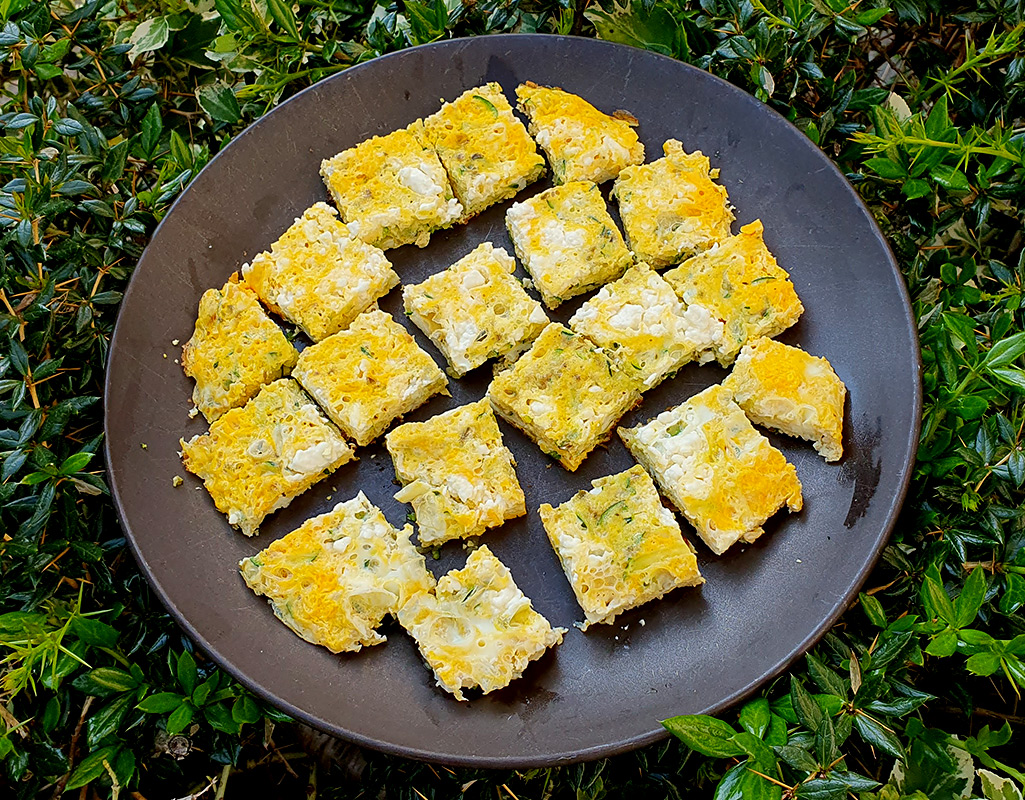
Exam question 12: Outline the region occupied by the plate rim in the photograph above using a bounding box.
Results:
[103,32,923,768]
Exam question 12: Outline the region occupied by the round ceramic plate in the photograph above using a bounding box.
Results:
[105,35,921,767]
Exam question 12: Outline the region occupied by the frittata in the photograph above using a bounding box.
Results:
[725,337,846,461]
[402,243,549,378]
[505,181,633,309]
[423,83,546,219]
[397,545,565,701]
[388,401,525,546]
[180,379,355,537]
[242,203,399,342]
[619,384,803,555]
[568,262,716,391]
[487,323,641,471]
[539,465,703,629]
[240,492,436,653]
[292,309,449,447]
[182,273,299,423]
[611,140,734,268]
[515,82,644,185]
[663,220,804,366]
[320,120,463,250]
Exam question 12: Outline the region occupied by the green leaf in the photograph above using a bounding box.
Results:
[922,567,956,625]
[775,743,819,772]
[137,692,184,713]
[232,694,261,725]
[1000,574,1025,615]
[714,761,781,800]
[733,731,776,773]
[860,592,888,627]
[166,702,194,735]
[266,0,300,39]
[853,713,904,758]
[59,451,92,475]
[128,16,169,57]
[662,714,745,758]
[585,0,684,58]
[65,745,118,790]
[983,331,1025,367]
[72,667,138,697]
[177,651,197,695]
[86,693,132,749]
[139,103,163,158]
[205,701,242,735]
[865,157,907,179]
[966,652,1002,676]
[931,164,971,192]
[925,95,952,139]
[926,628,959,657]
[790,677,824,732]
[954,568,988,628]
[989,366,1025,392]
[764,714,788,747]
[977,769,1023,800]
[69,616,118,647]
[196,84,241,124]
[806,652,847,697]
[903,178,932,199]
[739,698,771,739]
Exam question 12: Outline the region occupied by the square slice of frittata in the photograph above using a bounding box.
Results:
[292,309,449,447]
[505,181,633,309]
[387,400,525,547]
[725,337,847,461]
[539,465,703,629]
[239,491,436,653]
[423,83,546,219]
[402,243,548,378]
[180,378,355,537]
[320,121,463,250]
[398,545,565,701]
[568,262,716,391]
[611,140,734,268]
[182,273,299,423]
[515,82,644,185]
[487,323,640,471]
[663,220,804,366]
[242,203,399,342]
[619,384,802,555]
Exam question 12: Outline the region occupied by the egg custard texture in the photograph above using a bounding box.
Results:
[515,82,644,185]
[487,323,641,471]
[181,379,355,537]
[619,383,802,555]
[725,336,846,461]
[398,545,565,701]
[292,309,449,447]
[402,243,549,378]
[240,492,435,653]
[611,139,734,268]
[242,203,399,342]
[182,273,298,423]
[423,83,546,219]
[663,220,804,366]
[539,465,703,629]
[320,120,463,250]
[505,181,633,309]
[387,400,525,546]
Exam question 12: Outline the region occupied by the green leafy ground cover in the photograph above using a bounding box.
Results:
[1,0,1024,797]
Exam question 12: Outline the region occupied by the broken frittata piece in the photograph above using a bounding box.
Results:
[240,492,436,653]
[619,383,802,555]
[242,203,399,342]
[398,545,565,701]
[182,273,299,423]
[611,139,734,268]
[181,379,355,537]
[568,262,716,391]
[487,323,641,471]
[663,220,804,366]
[387,400,525,546]
[725,336,847,461]
[515,82,644,185]
[402,243,549,378]
[505,181,633,309]
[539,465,703,629]
[320,121,463,250]
[423,83,546,219]
[292,309,449,447]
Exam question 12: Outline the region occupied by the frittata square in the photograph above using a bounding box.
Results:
[423,83,546,219]
[663,220,804,366]
[725,337,846,461]
[619,384,802,555]
[515,82,644,185]
[611,140,734,268]
[402,243,549,377]
[181,379,355,537]
[487,323,641,471]
[398,545,565,701]
[568,262,716,391]
[242,203,399,342]
[540,465,703,629]
[240,492,435,653]
[182,273,299,423]
[505,181,633,309]
[320,121,463,250]
[387,400,525,546]
[292,309,449,447]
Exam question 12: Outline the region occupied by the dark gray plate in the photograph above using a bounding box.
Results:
[104,35,921,767]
